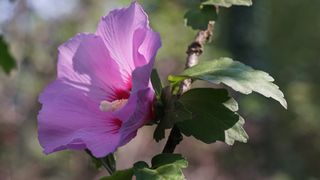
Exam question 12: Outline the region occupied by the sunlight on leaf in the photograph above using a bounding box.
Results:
[169,57,287,108]
[224,116,248,145]
[223,98,248,145]
[202,0,253,7]
[133,154,188,180]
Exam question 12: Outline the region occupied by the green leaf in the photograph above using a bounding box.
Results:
[202,0,253,7]
[134,161,150,169]
[223,98,239,111]
[91,156,102,169]
[99,153,116,174]
[184,5,217,30]
[151,69,163,98]
[100,169,134,180]
[154,101,192,142]
[177,88,239,143]
[169,57,287,109]
[224,116,248,145]
[151,153,188,169]
[0,36,16,74]
[153,87,192,142]
[133,154,188,180]
[222,98,248,145]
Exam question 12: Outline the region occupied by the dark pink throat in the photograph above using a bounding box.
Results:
[114,76,132,100]
[110,118,123,134]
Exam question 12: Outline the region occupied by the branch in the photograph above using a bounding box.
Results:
[179,21,215,94]
[162,22,215,154]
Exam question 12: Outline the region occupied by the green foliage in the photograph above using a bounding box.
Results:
[100,154,188,180]
[103,153,116,173]
[169,57,287,108]
[0,36,16,74]
[91,156,103,169]
[224,116,248,145]
[177,88,239,143]
[153,87,192,142]
[202,0,252,7]
[153,101,192,142]
[133,154,188,180]
[100,169,134,180]
[151,154,187,168]
[184,5,217,30]
[151,69,163,99]
[223,98,248,145]
[154,86,248,145]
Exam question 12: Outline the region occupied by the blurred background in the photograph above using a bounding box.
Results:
[0,0,319,179]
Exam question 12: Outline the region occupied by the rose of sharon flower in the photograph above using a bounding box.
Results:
[38,2,161,158]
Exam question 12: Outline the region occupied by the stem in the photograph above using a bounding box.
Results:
[162,21,215,154]
[100,155,116,175]
[162,125,183,153]
[179,21,215,95]
[85,149,116,175]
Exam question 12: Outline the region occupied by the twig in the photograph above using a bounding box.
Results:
[179,21,215,94]
[162,21,215,154]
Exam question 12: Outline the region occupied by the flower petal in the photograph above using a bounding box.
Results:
[38,2,162,158]
[96,2,150,74]
[113,88,154,146]
[133,28,161,68]
[58,33,130,102]
[38,80,121,157]
[131,28,161,93]
[112,28,161,142]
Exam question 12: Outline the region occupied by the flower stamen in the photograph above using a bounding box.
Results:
[99,99,128,112]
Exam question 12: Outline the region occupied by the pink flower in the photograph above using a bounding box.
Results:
[38,2,161,158]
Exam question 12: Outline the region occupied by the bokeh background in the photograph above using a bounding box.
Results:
[1,0,320,179]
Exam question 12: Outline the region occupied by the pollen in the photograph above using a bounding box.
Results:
[99,99,128,112]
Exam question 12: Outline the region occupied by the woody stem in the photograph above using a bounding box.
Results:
[162,21,215,154]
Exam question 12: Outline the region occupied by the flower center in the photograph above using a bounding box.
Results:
[99,99,128,112]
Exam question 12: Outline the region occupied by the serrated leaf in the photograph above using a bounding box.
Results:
[133,154,188,180]
[202,0,253,7]
[151,69,162,98]
[100,168,134,180]
[0,36,16,74]
[184,5,217,30]
[222,98,248,145]
[224,116,248,145]
[177,88,239,143]
[223,98,239,111]
[169,57,287,109]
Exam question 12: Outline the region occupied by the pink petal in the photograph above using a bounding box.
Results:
[131,28,161,93]
[96,2,150,74]
[58,33,131,102]
[38,2,162,158]
[112,28,161,143]
[133,28,161,68]
[38,80,121,157]
[114,88,154,146]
